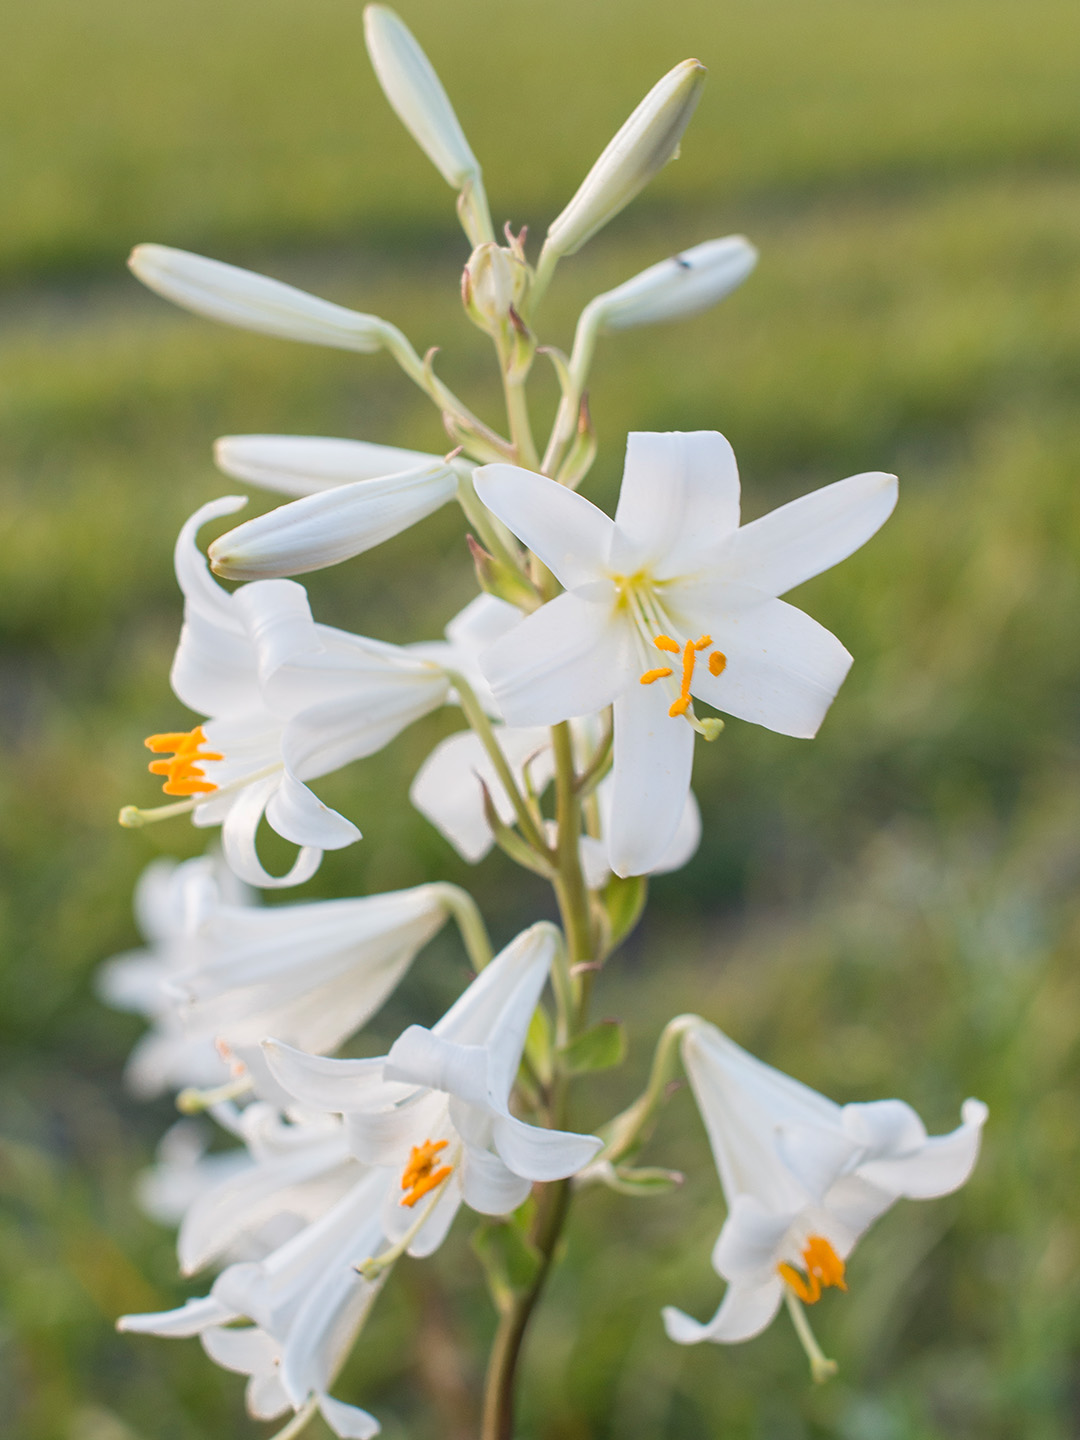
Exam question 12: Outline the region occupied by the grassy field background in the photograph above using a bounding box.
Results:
[2,1,1080,1437]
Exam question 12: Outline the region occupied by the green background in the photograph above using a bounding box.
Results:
[2,1,1079,1436]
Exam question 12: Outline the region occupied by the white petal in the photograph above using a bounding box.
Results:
[461,1145,532,1215]
[409,726,552,862]
[775,1121,863,1204]
[842,1099,928,1156]
[680,587,853,739]
[118,1294,237,1336]
[444,593,525,655]
[713,471,898,598]
[606,683,695,878]
[610,431,741,577]
[279,672,448,779]
[479,583,630,727]
[384,1027,492,1111]
[129,245,388,352]
[662,1277,784,1345]
[591,236,758,331]
[318,1394,382,1440]
[712,1196,796,1284]
[473,465,613,589]
[491,1113,602,1181]
[650,789,702,874]
[214,434,442,497]
[201,1324,278,1376]
[209,463,457,580]
[266,768,362,851]
[363,5,479,189]
[262,1041,386,1113]
[221,774,326,890]
[247,1371,291,1420]
[852,1098,987,1200]
[231,579,325,686]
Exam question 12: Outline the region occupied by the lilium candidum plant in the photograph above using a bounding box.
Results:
[104,9,986,1437]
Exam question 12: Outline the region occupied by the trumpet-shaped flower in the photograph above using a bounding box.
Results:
[214,434,447,498]
[475,432,897,876]
[123,497,449,886]
[264,923,603,1255]
[120,1165,394,1439]
[661,1018,987,1348]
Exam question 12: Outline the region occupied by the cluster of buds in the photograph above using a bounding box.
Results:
[106,9,986,1439]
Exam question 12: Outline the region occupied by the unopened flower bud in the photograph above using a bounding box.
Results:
[545,59,706,260]
[208,460,457,579]
[214,434,445,498]
[129,245,389,353]
[462,243,530,336]
[364,5,480,190]
[588,235,758,332]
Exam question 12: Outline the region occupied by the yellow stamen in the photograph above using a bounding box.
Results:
[709,651,727,676]
[637,633,728,723]
[640,666,674,685]
[653,634,680,653]
[401,1138,452,1208]
[144,725,222,797]
[777,1235,847,1305]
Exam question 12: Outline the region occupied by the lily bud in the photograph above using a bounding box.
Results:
[214,434,445,498]
[587,235,758,332]
[208,460,457,579]
[462,243,530,336]
[129,245,389,353]
[545,59,706,259]
[364,5,480,190]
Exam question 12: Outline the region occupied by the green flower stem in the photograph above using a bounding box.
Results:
[429,883,494,972]
[596,1013,696,1165]
[445,670,549,855]
[541,299,600,477]
[379,322,514,461]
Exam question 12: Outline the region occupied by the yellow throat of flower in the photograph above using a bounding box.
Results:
[777,1235,847,1305]
[400,1138,453,1208]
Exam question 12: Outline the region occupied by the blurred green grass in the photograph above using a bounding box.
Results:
[2,0,1079,1437]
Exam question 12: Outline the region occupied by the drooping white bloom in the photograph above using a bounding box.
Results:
[264,923,603,1256]
[125,496,449,886]
[206,457,458,579]
[97,855,243,1096]
[661,1018,987,1346]
[214,434,447,498]
[544,60,706,260]
[99,853,454,1098]
[129,245,392,353]
[583,235,759,333]
[363,5,481,190]
[475,431,897,877]
[120,1165,394,1439]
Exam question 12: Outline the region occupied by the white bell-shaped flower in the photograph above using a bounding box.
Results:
[264,923,603,1256]
[123,497,450,886]
[661,1018,987,1347]
[475,431,897,878]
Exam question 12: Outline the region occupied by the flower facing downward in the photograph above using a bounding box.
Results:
[475,431,898,877]
[263,923,603,1256]
[660,1018,987,1358]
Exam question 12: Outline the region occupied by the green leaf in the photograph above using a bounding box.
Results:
[600,873,647,951]
[471,1217,543,1313]
[560,1018,627,1075]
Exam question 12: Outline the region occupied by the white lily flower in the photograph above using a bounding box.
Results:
[97,855,244,1097]
[120,1165,394,1439]
[214,434,446,498]
[544,60,706,260]
[584,235,759,332]
[206,458,458,580]
[264,923,603,1256]
[407,590,524,717]
[475,431,897,877]
[129,244,392,353]
[364,5,481,190]
[661,1018,987,1351]
[122,497,450,887]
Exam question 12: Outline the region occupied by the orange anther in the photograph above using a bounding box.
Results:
[640,667,674,685]
[709,651,727,677]
[693,634,712,651]
[401,1138,452,1208]
[653,634,680,653]
[777,1235,846,1305]
[143,725,222,797]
